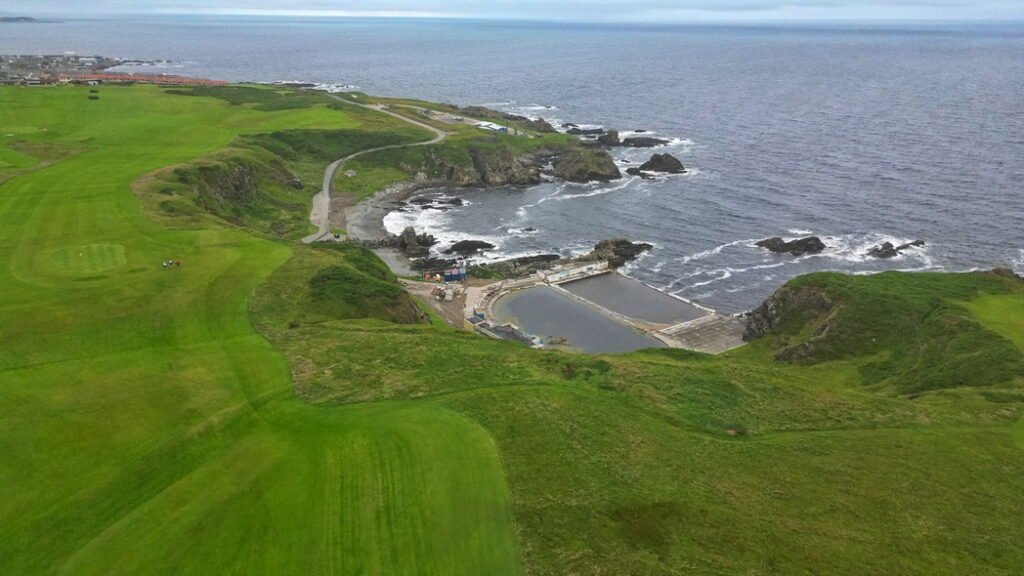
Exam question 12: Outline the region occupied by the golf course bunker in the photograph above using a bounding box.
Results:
[560,273,710,325]
[45,243,127,277]
[493,286,665,353]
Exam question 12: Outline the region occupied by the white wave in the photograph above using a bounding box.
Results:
[619,247,658,276]
[815,232,932,266]
[514,187,561,220]
[787,228,814,236]
[552,177,638,201]
[507,227,540,236]
[675,238,760,266]
[1013,249,1024,275]
[674,268,732,290]
[382,204,449,237]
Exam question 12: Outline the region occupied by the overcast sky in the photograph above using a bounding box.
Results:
[5,1,1024,23]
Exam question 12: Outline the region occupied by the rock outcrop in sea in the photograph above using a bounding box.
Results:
[621,136,670,148]
[638,153,686,174]
[867,240,925,259]
[445,240,495,256]
[756,236,827,256]
[552,148,622,183]
[579,238,653,268]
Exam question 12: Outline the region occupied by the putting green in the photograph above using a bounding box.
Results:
[0,85,521,575]
[44,243,127,277]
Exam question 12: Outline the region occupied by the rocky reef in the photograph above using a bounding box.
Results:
[579,238,653,268]
[756,236,827,257]
[867,240,925,259]
[445,240,496,256]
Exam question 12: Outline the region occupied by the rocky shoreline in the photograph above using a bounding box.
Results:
[341,104,689,275]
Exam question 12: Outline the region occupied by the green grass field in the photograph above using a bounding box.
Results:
[0,85,520,575]
[2,85,1023,575]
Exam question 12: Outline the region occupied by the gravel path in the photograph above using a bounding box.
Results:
[301,96,447,244]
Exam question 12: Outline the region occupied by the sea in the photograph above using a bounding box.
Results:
[3,16,1022,312]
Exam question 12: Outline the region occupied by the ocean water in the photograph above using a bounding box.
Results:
[4,17,1023,312]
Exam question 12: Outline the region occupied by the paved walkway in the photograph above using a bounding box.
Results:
[661,314,747,354]
[301,97,447,244]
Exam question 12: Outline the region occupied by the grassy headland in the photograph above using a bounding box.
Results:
[1,84,1022,576]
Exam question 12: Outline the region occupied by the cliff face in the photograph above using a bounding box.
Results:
[743,284,837,363]
[744,285,835,339]
[420,143,619,187]
[176,153,296,210]
[469,147,542,186]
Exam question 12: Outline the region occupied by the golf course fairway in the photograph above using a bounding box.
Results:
[0,85,521,575]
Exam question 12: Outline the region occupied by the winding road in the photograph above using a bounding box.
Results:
[301,96,448,244]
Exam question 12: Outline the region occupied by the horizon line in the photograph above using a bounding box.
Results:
[15,10,1024,27]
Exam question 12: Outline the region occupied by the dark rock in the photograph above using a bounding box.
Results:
[597,130,621,147]
[523,227,537,232]
[638,153,686,174]
[896,239,926,251]
[445,240,496,256]
[580,238,653,268]
[625,167,643,176]
[621,137,670,148]
[397,226,437,258]
[552,149,621,183]
[756,236,827,257]
[411,257,457,272]
[477,254,562,279]
[634,129,648,133]
[867,242,900,259]
[439,197,465,206]
[991,267,1023,280]
[524,118,557,133]
[562,123,580,129]
[568,127,606,136]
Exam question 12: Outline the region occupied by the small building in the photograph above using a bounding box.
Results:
[477,121,509,134]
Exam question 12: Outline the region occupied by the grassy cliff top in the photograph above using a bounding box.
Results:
[1,84,1022,576]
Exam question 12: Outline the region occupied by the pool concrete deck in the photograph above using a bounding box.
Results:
[661,314,748,354]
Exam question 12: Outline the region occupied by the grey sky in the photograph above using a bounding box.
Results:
[5,0,1024,23]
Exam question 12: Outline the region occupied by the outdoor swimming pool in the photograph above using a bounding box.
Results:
[560,273,710,325]
[492,286,665,353]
